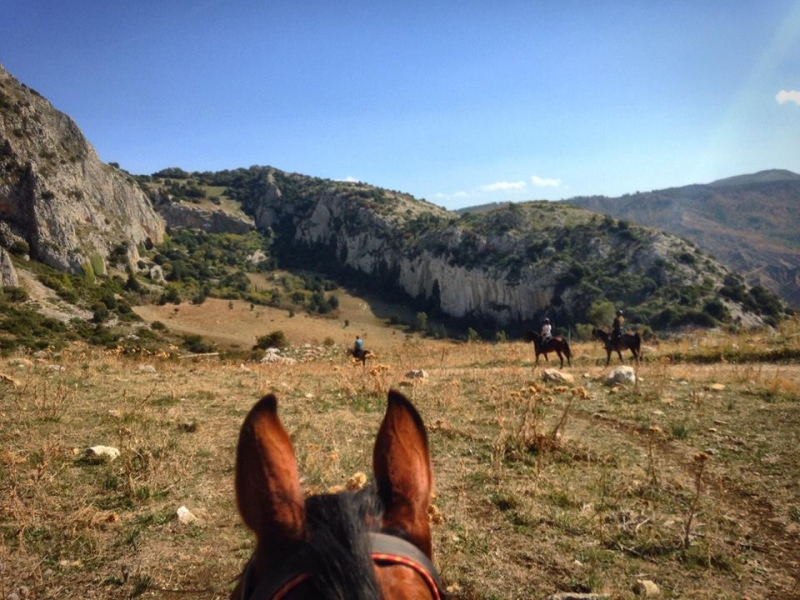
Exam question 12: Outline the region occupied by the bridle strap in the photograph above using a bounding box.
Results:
[369,532,444,599]
[242,532,444,599]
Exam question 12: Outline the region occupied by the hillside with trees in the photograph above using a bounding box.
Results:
[566,170,800,307]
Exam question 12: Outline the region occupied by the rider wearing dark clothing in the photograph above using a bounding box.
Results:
[354,336,364,356]
[612,310,625,341]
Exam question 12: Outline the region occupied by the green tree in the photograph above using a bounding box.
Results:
[588,300,616,327]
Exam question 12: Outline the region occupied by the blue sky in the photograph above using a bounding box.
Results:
[3,1,800,210]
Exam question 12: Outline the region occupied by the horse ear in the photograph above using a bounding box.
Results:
[373,390,434,557]
[235,394,305,562]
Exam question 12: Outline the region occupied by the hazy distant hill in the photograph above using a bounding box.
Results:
[566,170,800,307]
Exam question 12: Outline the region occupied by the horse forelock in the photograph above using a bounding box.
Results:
[299,488,384,599]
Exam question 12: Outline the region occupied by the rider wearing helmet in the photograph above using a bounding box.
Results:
[541,317,552,342]
[612,310,625,341]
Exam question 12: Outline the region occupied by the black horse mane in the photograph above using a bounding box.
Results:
[301,487,384,600]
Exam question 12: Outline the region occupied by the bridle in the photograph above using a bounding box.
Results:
[240,532,444,599]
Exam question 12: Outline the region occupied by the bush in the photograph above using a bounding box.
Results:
[91,303,110,323]
[183,334,216,354]
[254,330,289,350]
[2,287,29,303]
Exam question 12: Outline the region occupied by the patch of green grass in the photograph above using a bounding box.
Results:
[670,421,691,439]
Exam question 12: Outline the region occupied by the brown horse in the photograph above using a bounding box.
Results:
[231,390,443,599]
[592,326,641,366]
[525,331,572,368]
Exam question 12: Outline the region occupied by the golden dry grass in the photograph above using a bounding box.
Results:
[2,311,800,599]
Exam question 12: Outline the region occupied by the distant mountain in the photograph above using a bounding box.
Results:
[565,170,800,307]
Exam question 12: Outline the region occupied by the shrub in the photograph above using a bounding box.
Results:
[8,240,29,255]
[91,303,110,323]
[254,330,289,350]
[2,287,29,303]
[183,334,216,354]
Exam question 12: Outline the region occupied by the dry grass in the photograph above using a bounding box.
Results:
[2,313,800,599]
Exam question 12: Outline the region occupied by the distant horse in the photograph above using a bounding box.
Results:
[231,390,443,599]
[525,331,572,368]
[349,347,376,368]
[592,326,641,366]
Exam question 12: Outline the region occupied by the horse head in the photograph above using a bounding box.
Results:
[591,326,607,342]
[232,390,441,599]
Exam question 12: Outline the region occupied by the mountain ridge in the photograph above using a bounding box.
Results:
[564,171,800,307]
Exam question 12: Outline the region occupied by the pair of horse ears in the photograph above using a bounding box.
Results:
[235,390,434,563]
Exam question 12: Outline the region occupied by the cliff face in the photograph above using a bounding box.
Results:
[0,65,165,274]
[248,173,760,327]
[157,202,254,234]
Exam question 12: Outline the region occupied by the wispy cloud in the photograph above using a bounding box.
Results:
[434,190,469,200]
[530,175,562,188]
[434,174,562,206]
[480,180,527,192]
[776,90,800,105]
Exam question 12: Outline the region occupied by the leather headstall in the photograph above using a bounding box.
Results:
[241,532,444,599]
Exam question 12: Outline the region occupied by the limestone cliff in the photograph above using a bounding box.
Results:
[0,247,18,287]
[245,169,772,328]
[157,201,254,234]
[0,65,165,275]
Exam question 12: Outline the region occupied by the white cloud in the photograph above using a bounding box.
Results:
[776,90,800,105]
[342,176,360,182]
[434,190,469,200]
[480,180,527,192]
[530,175,562,188]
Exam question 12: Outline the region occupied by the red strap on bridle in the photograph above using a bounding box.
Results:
[371,551,442,599]
[241,532,444,599]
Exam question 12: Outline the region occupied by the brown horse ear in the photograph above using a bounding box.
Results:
[373,390,434,557]
[235,394,305,562]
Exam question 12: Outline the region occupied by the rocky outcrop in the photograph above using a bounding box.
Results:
[157,202,254,234]
[249,175,762,328]
[0,65,165,275]
[0,247,18,287]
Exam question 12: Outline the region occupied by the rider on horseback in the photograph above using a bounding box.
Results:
[354,335,364,356]
[612,310,625,342]
[541,318,552,343]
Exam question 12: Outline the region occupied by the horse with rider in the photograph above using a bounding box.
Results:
[525,317,572,368]
[592,309,641,365]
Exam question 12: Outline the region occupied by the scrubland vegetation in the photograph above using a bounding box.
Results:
[2,318,799,599]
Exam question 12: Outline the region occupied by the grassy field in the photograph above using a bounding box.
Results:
[2,300,799,599]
